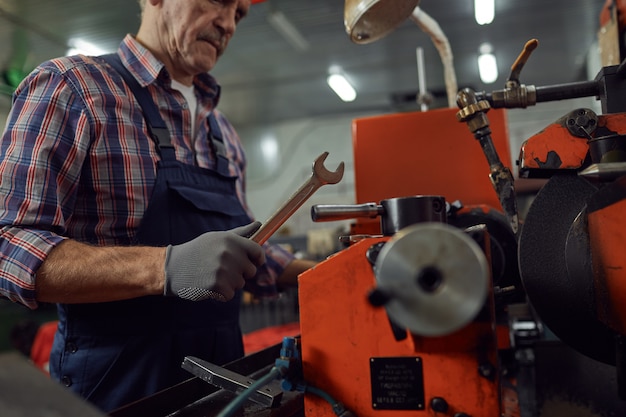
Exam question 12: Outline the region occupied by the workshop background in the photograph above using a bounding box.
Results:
[0,0,604,343]
[0,1,616,415]
[0,0,605,232]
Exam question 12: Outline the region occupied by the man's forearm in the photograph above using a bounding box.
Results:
[36,239,166,304]
[276,258,317,289]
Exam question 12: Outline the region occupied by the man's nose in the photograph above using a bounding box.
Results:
[215,7,238,38]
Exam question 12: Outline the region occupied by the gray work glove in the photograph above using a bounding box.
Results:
[164,221,265,301]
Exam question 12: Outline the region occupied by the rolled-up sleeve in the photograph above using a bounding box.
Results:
[0,66,89,308]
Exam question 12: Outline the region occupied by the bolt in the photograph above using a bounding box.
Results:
[478,362,496,380]
[430,397,449,413]
[432,198,445,213]
[365,242,386,266]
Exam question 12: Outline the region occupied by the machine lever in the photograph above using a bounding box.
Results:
[507,38,538,85]
[182,356,283,408]
[251,152,344,245]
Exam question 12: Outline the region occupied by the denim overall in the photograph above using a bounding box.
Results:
[49,54,252,412]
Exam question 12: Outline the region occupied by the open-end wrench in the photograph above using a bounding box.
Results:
[250,151,344,245]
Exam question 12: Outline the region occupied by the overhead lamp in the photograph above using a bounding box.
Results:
[344,0,421,44]
[267,10,310,52]
[474,0,494,25]
[327,67,356,102]
[261,135,279,161]
[66,38,106,56]
[478,43,498,84]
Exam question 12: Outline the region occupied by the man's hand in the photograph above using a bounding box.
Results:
[164,222,265,301]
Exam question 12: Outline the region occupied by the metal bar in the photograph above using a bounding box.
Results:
[182,357,283,408]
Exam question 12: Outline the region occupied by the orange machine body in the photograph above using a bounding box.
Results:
[298,238,502,417]
[518,122,589,173]
[351,107,511,234]
[518,112,626,176]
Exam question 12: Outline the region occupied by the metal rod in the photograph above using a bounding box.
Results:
[311,203,382,222]
[416,47,428,111]
[535,81,600,103]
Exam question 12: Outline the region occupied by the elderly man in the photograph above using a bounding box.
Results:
[0,0,314,411]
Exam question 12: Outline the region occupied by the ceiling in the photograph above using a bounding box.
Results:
[0,0,607,128]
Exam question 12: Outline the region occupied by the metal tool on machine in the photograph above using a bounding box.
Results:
[250,151,344,245]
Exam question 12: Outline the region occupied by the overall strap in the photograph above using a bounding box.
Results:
[102,53,175,160]
[208,112,230,175]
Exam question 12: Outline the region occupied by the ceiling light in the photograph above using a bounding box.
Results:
[267,10,310,52]
[327,67,356,102]
[474,0,494,25]
[478,43,498,84]
[261,135,279,160]
[66,38,106,56]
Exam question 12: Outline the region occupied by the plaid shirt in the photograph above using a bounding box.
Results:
[0,35,293,308]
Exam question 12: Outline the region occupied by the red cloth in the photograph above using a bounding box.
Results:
[30,321,58,375]
[242,322,300,354]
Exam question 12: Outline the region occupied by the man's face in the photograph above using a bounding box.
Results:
[159,0,251,79]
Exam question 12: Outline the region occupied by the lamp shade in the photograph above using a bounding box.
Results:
[344,0,421,44]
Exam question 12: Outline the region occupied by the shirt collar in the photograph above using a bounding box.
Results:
[116,34,221,106]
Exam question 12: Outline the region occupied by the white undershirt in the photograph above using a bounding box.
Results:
[171,79,198,136]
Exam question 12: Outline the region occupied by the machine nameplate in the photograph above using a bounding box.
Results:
[369,357,424,410]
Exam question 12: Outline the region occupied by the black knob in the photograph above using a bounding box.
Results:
[430,397,449,413]
[367,288,392,307]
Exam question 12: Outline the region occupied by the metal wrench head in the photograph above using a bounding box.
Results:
[313,151,345,184]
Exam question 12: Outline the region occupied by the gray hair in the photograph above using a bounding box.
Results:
[138,0,146,17]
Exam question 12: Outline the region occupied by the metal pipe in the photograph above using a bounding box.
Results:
[311,203,382,222]
[535,81,600,103]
